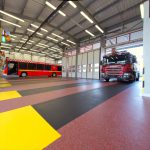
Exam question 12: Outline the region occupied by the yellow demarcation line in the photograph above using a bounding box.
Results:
[0,78,12,88]
[0,106,61,150]
[0,91,22,101]
[0,78,61,149]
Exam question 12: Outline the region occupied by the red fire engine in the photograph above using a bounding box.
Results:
[101,51,140,82]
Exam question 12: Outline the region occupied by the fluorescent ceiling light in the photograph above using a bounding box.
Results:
[22,38,27,40]
[36,32,43,36]
[61,42,70,46]
[29,40,34,43]
[27,28,43,36]
[51,47,61,50]
[16,46,21,48]
[47,36,58,42]
[58,10,66,17]
[10,34,17,38]
[31,24,38,28]
[1,46,11,49]
[48,48,57,52]
[0,18,21,27]
[68,1,77,8]
[38,43,49,47]
[45,1,66,17]
[27,42,32,45]
[31,24,48,32]
[85,30,95,37]
[27,28,34,32]
[22,47,27,49]
[80,11,93,24]
[1,43,12,46]
[52,33,64,39]
[0,10,24,22]
[36,45,47,48]
[95,25,104,33]
[140,4,144,19]
[20,40,25,43]
[45,1,56,9]
[66,39,76,45]
[41,28,48,32]
[11,38,15,41]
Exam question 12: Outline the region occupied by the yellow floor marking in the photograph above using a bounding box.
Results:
[0,83,12,88]
[0,91,22,101]
[0,80,9,83]
[0,106,61,150]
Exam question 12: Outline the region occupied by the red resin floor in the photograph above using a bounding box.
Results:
[0,77,150,150]
[45,82,150,150]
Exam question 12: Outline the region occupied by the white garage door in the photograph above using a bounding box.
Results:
[87,51,93,79]
[77,54,82,78]
[93,50,100,79]
[82,53,87,78]
[71,56,76,77]
[68,56,72,77]
[62,57,67,77]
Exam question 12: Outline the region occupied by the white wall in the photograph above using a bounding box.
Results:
[143,1,150,97]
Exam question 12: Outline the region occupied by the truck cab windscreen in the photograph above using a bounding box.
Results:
[103,55,128,65]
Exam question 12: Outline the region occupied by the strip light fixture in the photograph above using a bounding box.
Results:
[85,30,95,37]
[0,18,21,27]
[66,39,76,45]
[22,38,27,40]
[36,45,47,48]
[0,10,24,22]
[27,28,43,36]
[31,24,48,32]
[45,1,66,17]
[140,4,144,19]
[1,46,11,49]
[16,46,21,48]
[38,43,49,47]
[52,33,64,39]
[10,34,17,38]
[36,32,43,36]
[47,36,58,42]
[20,40,25,43]
[80,11,93,24]
[27,42,32,45]
[61,42,70,46]
[48,48,57,52]
[95,25,104,33]
[29,40,35,43]
[51,47,61,50]
[68,1,77,8]
[1,43,12,46]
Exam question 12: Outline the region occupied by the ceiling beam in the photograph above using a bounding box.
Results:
[64,0,121,34]
[5,11,77,42]
[73,0,146,38]
[79,15,141,42]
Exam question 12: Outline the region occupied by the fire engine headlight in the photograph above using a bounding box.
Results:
[124,73,131,76]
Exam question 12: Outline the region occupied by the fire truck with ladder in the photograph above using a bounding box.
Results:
[101,49,140,82]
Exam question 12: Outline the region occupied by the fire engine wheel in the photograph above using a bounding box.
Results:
[105,79,109,82]
[21,72,27,77]
[52,73,57,77]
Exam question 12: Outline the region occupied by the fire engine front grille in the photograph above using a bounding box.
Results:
[105,66,123,76]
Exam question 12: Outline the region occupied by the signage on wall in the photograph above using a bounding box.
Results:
[2,29,11,42]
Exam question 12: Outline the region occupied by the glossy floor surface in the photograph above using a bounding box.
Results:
[0,77,150,150]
